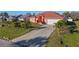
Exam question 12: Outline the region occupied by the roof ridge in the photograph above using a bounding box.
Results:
[36,11,64,19]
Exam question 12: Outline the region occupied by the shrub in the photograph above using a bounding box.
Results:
[25,21,32,28]
[14,22,21,28]
[2,24,5,27]
[67,21,77,33]
[55,20,67,28]
[55,20,69,34]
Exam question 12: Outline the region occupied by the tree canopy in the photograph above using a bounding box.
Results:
[63,11,71,18]
[0,12,9,17]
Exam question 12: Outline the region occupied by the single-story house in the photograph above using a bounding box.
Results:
[67,17,73,22]
[29,12,64,25]
[6,16,14,21]
[0,16,14,22]
[17,15,24,21]
[0,16,8,22]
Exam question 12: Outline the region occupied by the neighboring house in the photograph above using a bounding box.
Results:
[0,16,7,22]
[6,16,12,21]
[71,12,79,20]
[0,15,12,22]
[0,15,24,22]
[67,17,73,22]
[17,15,24,21]
[29,11,64,25]
[6,16,18,22]
[18,17,24,21]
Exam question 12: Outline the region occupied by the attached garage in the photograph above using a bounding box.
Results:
[47,19,60,25]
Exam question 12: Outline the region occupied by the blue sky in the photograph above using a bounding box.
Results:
[0,11,64,16]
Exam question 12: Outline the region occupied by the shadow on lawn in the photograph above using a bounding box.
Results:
[12,37,48,47]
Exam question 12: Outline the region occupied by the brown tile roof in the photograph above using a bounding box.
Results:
[36,11,64,19]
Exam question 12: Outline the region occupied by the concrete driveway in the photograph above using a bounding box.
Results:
[12,25,54,47]
[0,25,54,47]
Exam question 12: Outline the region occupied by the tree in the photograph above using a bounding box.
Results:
[55,20,68,45]
[67,21,77,33]
[23,13,32,28]
[12,16,18,22]
[0,12,9,17]
[56,20,67,28]
[3,12,9,17]
[26,13,32,17]
[32,13,36,16]
[63,11,71,19]
[55,20,69,36]
[24,16,31,28]
[14,22,21,28]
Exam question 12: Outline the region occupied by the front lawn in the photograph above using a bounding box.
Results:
[63,32,79,47]
[75,21,79,28]
[47,21,79,47]
[47,29,64,47]
[0,21,40,40]
[47,31,79,47]
[0,26,32,40]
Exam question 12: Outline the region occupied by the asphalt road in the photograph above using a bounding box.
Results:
[0,39,12,47]
[0,25,54,47]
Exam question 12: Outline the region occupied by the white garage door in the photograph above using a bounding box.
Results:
[47,19,59,25]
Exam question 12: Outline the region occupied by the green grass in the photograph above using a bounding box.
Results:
[0,26,32,40]
[63,32,79,47]
[47,29,79,47]
[47,29,63,47]
[75,21,79,28]
[0,21,40,40]
[47,21,79,47]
